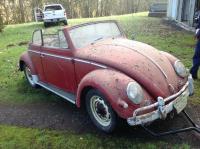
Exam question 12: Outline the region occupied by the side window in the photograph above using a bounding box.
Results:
[43,34,59,48]
[32,30,42,45]
[58,31,68,49]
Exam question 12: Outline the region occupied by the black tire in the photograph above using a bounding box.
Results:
[63,20,68,25]
[85,89,117,133]
[23,64,38,88]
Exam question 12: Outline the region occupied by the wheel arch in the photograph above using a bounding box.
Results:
[75,69,142,119]
[79,85,94,108]
[19,51,36,74]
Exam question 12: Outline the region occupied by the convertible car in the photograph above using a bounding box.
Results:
[19,20,194,133]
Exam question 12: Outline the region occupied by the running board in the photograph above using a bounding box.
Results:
[37,81,76,104]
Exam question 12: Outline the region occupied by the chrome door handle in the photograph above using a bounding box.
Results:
[41,54,45,58]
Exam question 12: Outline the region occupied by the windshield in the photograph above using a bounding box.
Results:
[69,22,122,48]
[45,5,62,11]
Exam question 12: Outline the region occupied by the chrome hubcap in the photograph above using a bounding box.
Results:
[90,95,111,127]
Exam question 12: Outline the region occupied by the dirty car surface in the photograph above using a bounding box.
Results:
[19,20,194,133]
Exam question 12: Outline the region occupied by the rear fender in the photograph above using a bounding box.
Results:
[19,51,36,74]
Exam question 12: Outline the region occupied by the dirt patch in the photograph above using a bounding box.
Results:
[0,101,96,134]
[18,41,29,46]
[0,100,200,147]
[6,44,15,49]
[6,41,29,49]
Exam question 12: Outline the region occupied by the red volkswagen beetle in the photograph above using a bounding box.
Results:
[19,20,194,133]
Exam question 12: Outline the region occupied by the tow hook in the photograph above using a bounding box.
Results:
[157,97,167,119]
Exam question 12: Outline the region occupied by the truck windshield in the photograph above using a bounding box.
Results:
[69,22,122,48]
[45,5,62,11]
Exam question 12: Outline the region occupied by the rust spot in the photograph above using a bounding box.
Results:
[134,64,139,68]
[115,78,119,82]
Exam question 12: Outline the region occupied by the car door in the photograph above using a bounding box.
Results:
[41,30,76,93]
[29,29,46,82]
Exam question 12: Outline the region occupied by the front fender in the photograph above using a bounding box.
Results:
[19,51,36,74]
[160,51,178,65]
[76,69,151,119]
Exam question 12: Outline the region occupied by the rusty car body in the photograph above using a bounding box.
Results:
[19,20,194,133]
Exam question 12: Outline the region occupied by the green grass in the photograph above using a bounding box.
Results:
[0,12,198,148]
[0,125,190,149]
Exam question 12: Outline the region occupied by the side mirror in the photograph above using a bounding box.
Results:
[131,33,136,40]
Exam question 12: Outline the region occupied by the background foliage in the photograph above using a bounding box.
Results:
[0,0,167,25]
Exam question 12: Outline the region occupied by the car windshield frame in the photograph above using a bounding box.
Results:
[68,21,124,49]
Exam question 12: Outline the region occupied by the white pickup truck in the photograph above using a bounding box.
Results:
[43,4,68,27]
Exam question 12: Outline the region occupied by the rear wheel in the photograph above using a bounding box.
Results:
[24,64,37,88]
[85,89,117,133]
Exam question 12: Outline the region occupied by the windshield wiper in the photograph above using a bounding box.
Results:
[91,37,103,45]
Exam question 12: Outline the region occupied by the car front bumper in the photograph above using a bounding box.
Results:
[127,75,194,126]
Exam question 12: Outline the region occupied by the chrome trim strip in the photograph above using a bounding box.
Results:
[138,52,168,79]
[28,50,107,68]
[74,58,107,69]
[29,50,72,61]
[29,50,40,54]
[42,52,72,61]
[36,81,76,104]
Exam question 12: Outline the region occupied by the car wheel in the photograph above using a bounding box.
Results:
[63,20,68,25]
[86,89,117,133]
[24,64,37,88]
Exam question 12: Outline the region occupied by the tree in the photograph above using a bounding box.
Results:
[19,0,25,23]
[0,0,167,24]
[0,13,4,32]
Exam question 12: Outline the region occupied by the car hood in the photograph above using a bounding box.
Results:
[75,38,186,99]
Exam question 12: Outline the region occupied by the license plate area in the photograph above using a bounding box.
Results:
[173,89,189,114]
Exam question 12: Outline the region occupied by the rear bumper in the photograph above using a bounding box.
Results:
[44,17,67,23]
[127,75,194,126]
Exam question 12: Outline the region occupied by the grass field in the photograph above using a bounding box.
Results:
[0,125,191,149]
[0,12,198,148]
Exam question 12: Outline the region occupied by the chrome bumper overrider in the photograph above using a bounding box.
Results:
[127,75,194,126]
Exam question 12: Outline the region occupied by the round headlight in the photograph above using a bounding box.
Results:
[174,60,188,77]
[126,82,144,104]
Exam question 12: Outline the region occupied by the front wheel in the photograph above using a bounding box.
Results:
[85,89,117,133]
